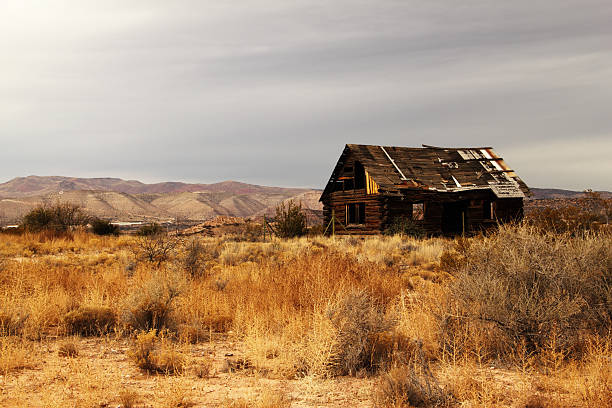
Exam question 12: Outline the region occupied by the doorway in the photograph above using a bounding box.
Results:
[442,201,468,235]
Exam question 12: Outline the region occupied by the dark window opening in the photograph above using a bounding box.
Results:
[354,161,365,189]
[346,203,366,225]
[343,179,354,190]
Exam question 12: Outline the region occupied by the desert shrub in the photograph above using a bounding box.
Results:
[90,218,119,236]
[135,234,179,265]
[443,224,611,361]
[237,221,265,242]
[274,200,306,238]
[119,389,140,408]
[129,330,185,374]
[58,340,79,357]
[193,357,213,378]
[137,222,163,236]
[21,203,89,232]
[0,337,36,375]
[121,271,184,332]
[224,389,290,408]
[326,290,395,375]
[181,238,206,277]
[384,217,426,238]
[0,309,28,336]
[373,364,449,407]
[64,306,116,336]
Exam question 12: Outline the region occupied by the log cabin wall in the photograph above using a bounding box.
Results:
[323,191,525,236]
[322,189,383,235]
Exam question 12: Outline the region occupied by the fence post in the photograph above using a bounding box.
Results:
[332,209,335,237]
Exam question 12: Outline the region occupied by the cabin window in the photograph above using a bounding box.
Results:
[412,203,425,220]
[346,203,366,225]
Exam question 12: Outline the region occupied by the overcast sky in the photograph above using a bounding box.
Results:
[1,1,611,190]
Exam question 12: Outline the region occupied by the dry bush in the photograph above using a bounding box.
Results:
[0,337,36,374]
[444,365,514,407]
[121,270,184,332]
[443,224,611,362]
[153,378,193,408]
[224,388,290,408]
[129,330,185,374]
[571,337,612,407]
[58,339,79,357]
[325,290,395,375]
[373,344,450,408]
[193,357,213,378]
[64,306,116,336]
[135,233,179,265]
[181,238,207,277]
[21,202,89,232]
[119,389,141,408]
[0,308,28,336]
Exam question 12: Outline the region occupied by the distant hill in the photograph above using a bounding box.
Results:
[529,188,611,200]
[0,176,308,197]
[0,176,323,224]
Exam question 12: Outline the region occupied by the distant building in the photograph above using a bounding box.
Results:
[319,144,530,235]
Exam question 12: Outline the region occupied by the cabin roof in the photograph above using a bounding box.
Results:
[320,144,530,200]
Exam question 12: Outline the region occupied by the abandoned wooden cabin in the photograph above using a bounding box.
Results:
[319,144,530,236]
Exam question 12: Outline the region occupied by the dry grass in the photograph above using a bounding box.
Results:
[0,336,37,374]
[129,329,186,374]
[224,388,291,408]
[57,339,79,357]
[0,225,609,407]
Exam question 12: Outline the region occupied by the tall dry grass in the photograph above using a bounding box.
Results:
[0,224,609,407]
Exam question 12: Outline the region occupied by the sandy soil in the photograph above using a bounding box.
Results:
[0,336,374,408]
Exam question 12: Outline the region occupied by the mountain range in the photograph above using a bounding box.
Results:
[0,176,609,224]
[0,176,321,223]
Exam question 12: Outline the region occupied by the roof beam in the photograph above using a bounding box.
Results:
[380,146,408,181]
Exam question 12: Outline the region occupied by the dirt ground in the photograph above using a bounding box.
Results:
[0,336,375,408]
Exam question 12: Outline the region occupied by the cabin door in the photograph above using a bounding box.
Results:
[442,201,468,235]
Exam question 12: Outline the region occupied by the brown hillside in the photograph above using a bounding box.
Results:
[0,176,322,224]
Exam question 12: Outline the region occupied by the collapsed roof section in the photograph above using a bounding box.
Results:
[321,144,530,199]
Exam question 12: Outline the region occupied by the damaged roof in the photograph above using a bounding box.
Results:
[321,144,530,199]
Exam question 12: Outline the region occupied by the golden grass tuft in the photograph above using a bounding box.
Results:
[57,339,79,357]
[64,305,116,336]
[0,337,37,375]
[129,329,186,374]
[118,389,141,408]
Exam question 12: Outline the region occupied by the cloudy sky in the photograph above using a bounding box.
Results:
[1,1,611,190]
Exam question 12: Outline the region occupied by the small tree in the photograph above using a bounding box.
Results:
[91,218,120,236]
[136,232,179,266]
[274,200,306,238]
[21,203,89,232]
[137,223,164,236]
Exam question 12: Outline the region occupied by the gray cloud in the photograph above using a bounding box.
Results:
[1,0,611,190]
